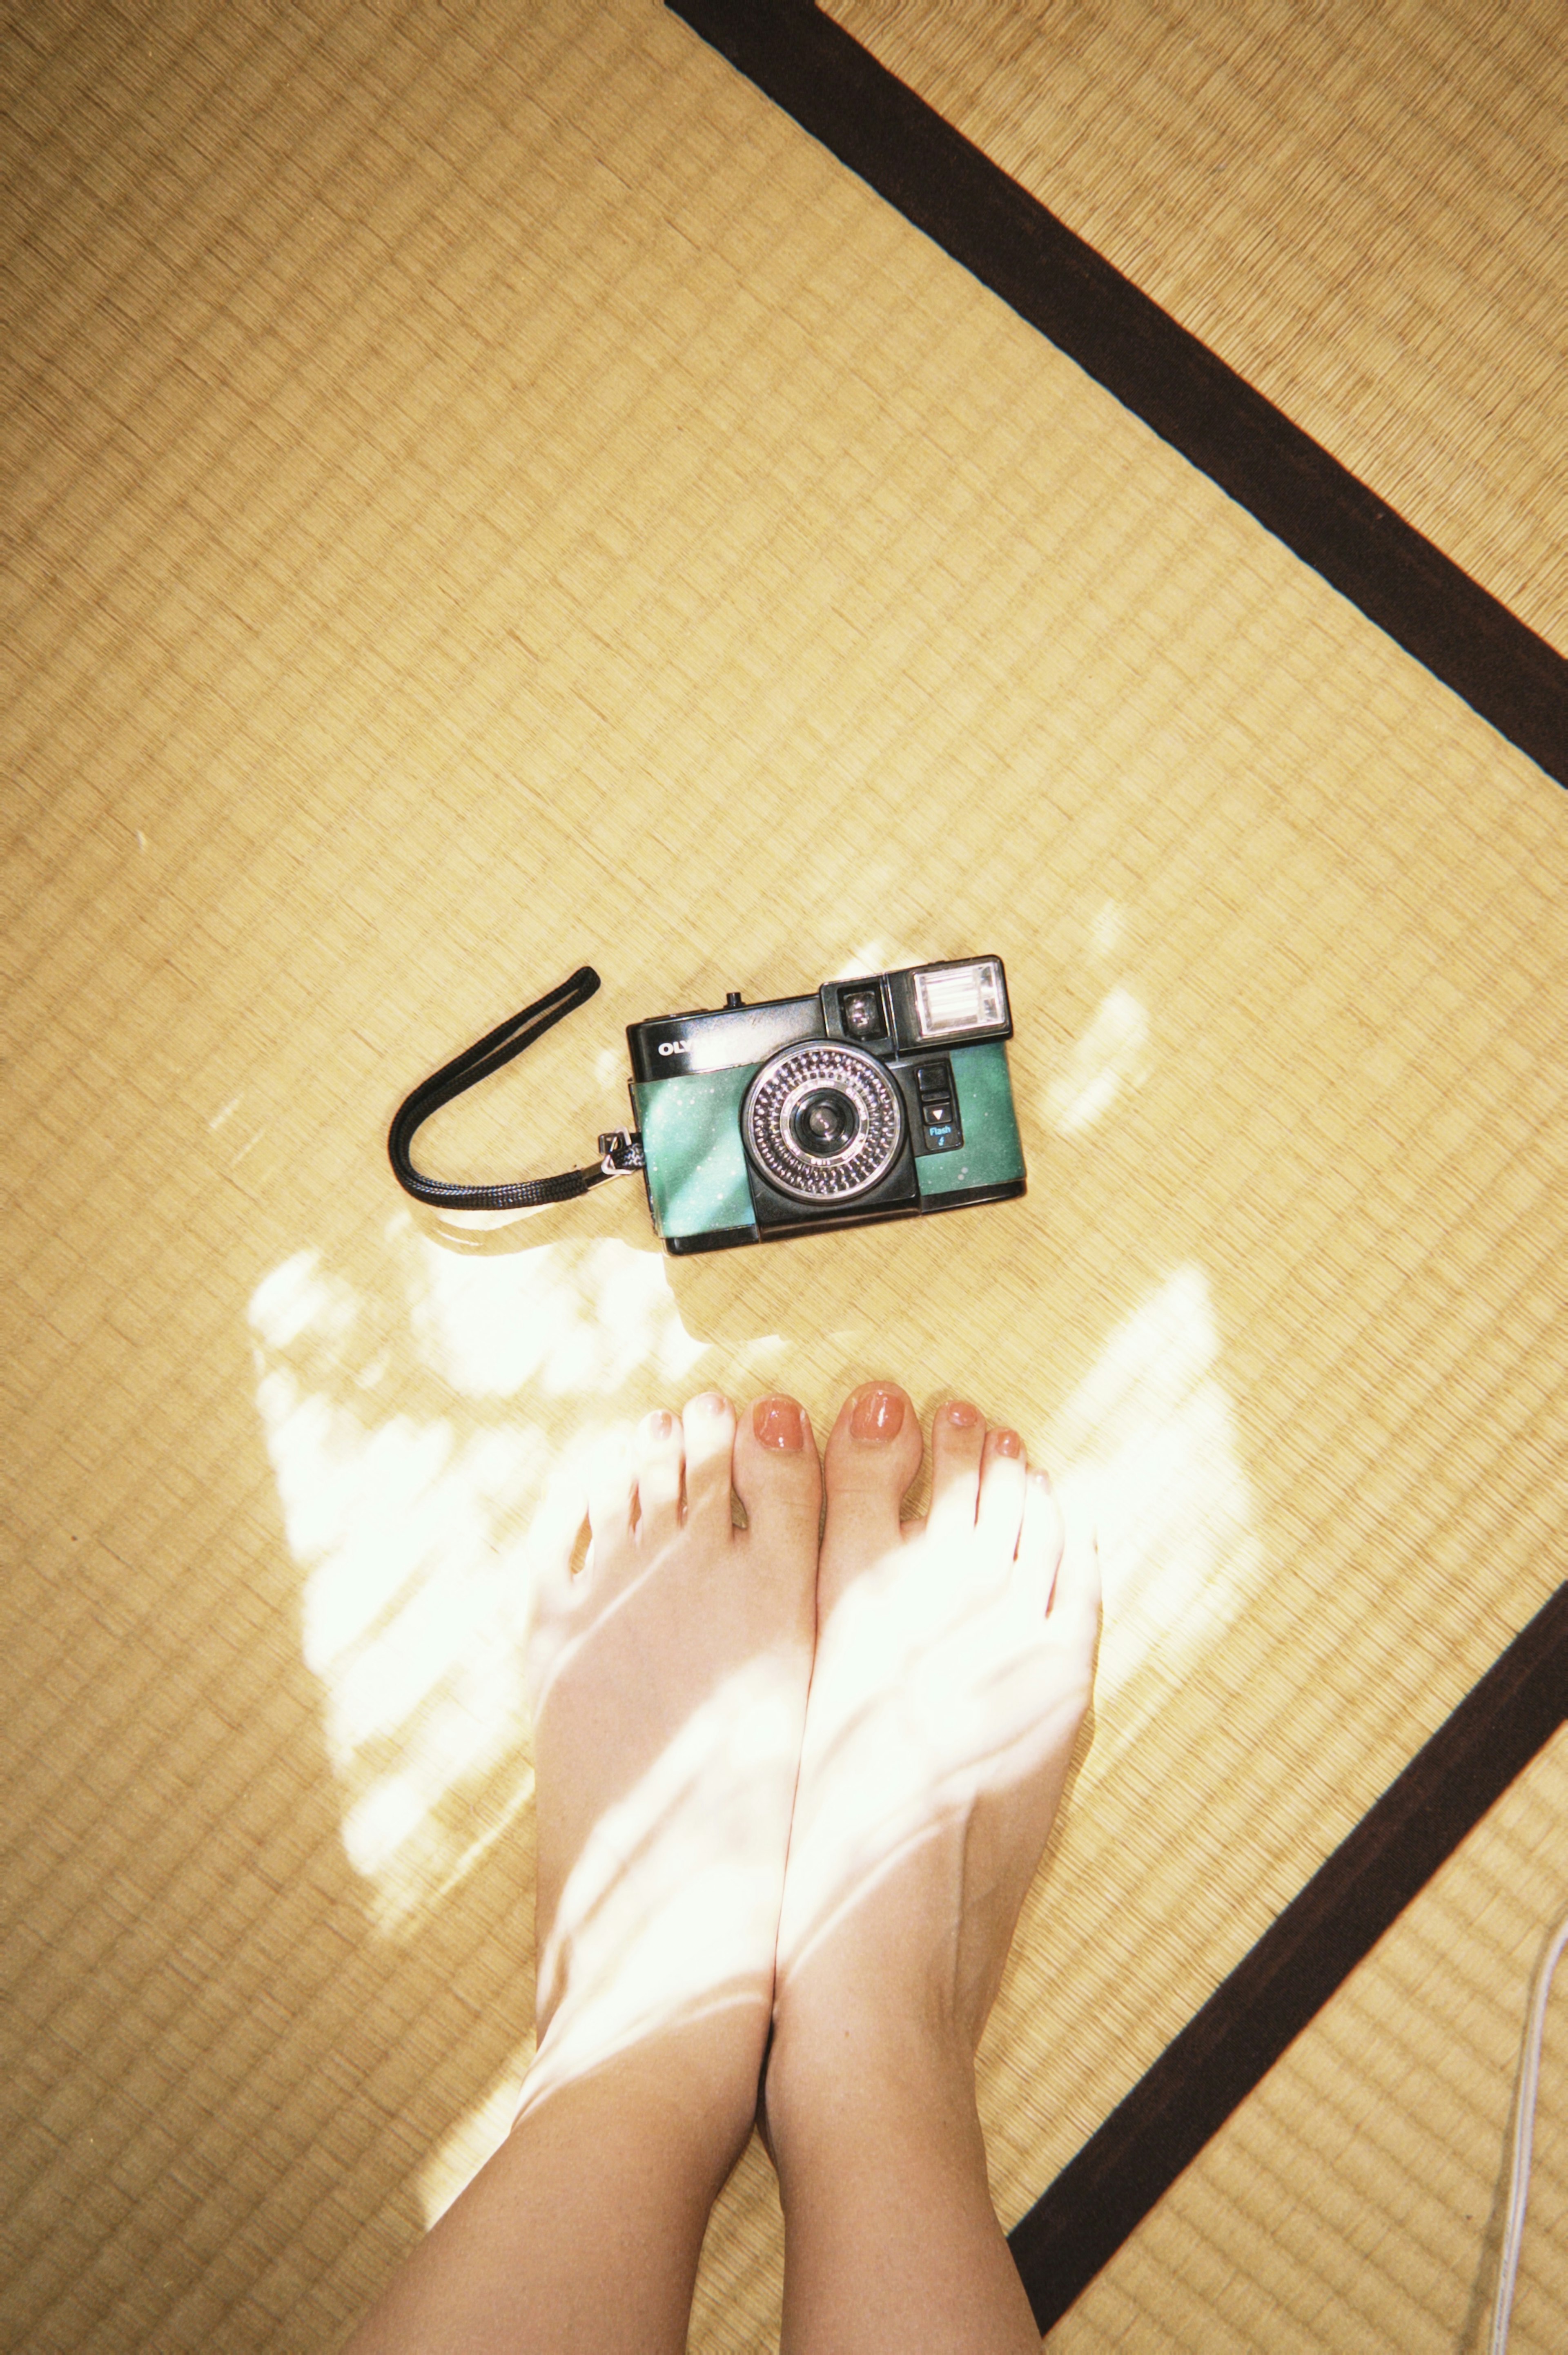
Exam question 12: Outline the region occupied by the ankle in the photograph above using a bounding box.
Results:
[520,2010,766,2192]
[764,2003,979,2182]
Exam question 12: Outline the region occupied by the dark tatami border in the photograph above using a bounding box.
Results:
[1009,1583,1568,2330]
[667,0,1568,790]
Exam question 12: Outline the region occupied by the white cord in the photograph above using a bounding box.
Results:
[1487,1902,1568,2355]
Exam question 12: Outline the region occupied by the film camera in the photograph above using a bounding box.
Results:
[388,955,1025,1257]
[627,955,1025,1253]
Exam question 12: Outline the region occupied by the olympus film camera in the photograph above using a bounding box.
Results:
[627,955,1025,1253]
[388,955,1025,1256]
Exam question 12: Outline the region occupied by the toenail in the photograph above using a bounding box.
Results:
[851,1384,905,1443]
[753,1396,804,1451]
[647,1409,675,1440]
[692,1392,730,1418]
[942,1400,982,1427]
[994,1429,1024,1458]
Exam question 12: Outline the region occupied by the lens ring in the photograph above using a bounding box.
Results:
[743,1044,904,1203]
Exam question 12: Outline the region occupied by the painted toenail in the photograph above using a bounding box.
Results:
[942,1400,982,1427]
[851,1384,905,1442]
[995,1429,1024,1458]
[647,1409,675,1440]
[692,1392,730,1417]
[753,1396,804,1451]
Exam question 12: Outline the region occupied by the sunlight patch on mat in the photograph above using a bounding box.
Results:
[248,1233,710,1927]
[1045,985,1152,1137]
[831,936,913,982]
[1047,1264,1259,1744]
[248,1227,1251,1932]
[410,1226,709,1398]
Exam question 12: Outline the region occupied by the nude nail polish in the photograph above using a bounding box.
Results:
[753,1396,804,1451]
[851,1384,905,1442]
[942,1399,982,1427]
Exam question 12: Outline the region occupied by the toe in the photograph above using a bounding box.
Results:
[733,1393,822,1558]
[681,1392,738,1535]
[1015,1466,1067,1608]
[974,1426,1029,1560]
[530,1465,591,1592]
[631,1407,686,1547]
[521,1465,593,1713]
[820,1380,923,1601]
[521,1465,590,1633]
[1045,1501,1102,1646]
[585,1425,637,1578]
[926,1398,986,1536]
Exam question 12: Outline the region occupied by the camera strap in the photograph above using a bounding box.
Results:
[388,965,645,1212]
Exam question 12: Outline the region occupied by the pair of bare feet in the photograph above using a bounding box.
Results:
[347,1383,1098,2355]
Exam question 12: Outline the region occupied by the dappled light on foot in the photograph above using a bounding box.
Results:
[522,1652,810,2116]
[516,1394,820,2131]
[772,1393,1100,2071]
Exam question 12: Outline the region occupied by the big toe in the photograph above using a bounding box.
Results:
[733,1393,823,1568]
[820,1380,923,1603]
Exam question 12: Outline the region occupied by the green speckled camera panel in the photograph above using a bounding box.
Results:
[915,1043,1025,1196]
[631,1067,755,1239]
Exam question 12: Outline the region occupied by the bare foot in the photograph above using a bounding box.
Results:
[766,1380,1099,2119]
[520,1391,821,2157]
[343,1396,821,2355]
[759,1385,1098,2352]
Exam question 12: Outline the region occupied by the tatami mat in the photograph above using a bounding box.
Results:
[1051,1727,1568,2352]
[829,0,1568,653]
[2,2,1564,2349]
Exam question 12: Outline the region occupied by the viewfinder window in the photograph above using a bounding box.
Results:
[837,985,887,1040]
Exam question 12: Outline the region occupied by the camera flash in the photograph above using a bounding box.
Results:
[911,958,1007,1038]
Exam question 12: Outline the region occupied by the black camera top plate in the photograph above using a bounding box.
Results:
[629,959,1013,1083]
[627,992,822,1081]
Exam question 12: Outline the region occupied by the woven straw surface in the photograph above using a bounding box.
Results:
[2,2,1564,2349]
[1050,1726,1568,2353]
[830,0,1568,653]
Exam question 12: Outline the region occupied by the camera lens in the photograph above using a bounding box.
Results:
[742,1044,904,1203]
[792,1089,859,1156]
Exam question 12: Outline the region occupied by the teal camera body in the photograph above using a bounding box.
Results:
[626,957,1025,1255]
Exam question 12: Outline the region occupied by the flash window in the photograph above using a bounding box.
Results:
[911,958,1007,1039]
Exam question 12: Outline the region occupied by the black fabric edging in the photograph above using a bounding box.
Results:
[1011,1581,1568,2330]
[666,0,1568,789]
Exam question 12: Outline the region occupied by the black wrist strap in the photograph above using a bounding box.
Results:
[388,966,644,1211]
